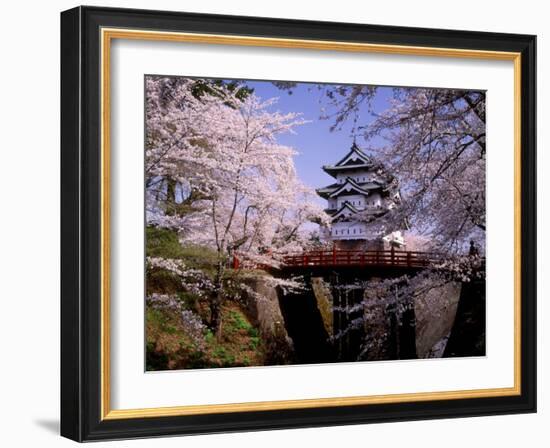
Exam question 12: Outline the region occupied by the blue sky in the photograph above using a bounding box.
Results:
[242,81,393,196]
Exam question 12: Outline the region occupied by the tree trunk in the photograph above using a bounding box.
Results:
[166,178,177,208]
[210,260,225,340]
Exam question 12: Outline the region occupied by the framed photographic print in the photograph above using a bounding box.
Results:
[60,6,536,442]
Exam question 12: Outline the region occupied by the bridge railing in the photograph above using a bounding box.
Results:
[282,249,444,269]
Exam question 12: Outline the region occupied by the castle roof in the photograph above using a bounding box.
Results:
[316,177,384,199]
[329,178,382,198]
[322,143,376,178]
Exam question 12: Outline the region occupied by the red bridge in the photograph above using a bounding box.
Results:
[282,248,442,269]
[231,248,443,270]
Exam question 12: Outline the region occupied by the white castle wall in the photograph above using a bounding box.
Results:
[331,221,369,240]
[327,198,337,209]
[335,170,375,184]
[334,192,382,209]
[336,194,365,209]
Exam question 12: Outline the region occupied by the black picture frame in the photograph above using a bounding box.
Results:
[61,5,536,442]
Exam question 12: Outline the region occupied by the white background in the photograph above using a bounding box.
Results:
[0,0,546,446]
[111,39,515,409]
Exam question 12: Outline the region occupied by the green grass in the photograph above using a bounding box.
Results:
[146,303,266,370]
[248,336,260,350]
[226,310,252,332]
[146,226,187,259]
[145,226,270,370]
[146,226,219,275]
[145,226,221,297]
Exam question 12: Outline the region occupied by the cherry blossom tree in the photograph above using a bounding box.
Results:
[145,76,328,336]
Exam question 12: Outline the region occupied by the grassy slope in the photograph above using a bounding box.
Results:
[145,226,265,371]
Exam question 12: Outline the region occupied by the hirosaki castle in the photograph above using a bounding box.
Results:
[316,143,405,250]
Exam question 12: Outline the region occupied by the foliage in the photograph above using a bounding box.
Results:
[144,224,291,369]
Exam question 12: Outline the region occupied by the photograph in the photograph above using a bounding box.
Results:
[144,76,487,370]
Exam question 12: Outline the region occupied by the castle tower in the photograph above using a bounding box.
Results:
[316,143,403,251]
